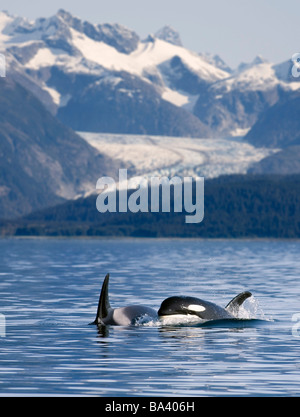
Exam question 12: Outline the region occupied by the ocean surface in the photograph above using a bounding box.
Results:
[0,237,299,397]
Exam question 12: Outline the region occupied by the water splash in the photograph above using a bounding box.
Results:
[235,296,268,320]
[157,315,205,327]
[134,313,159,326]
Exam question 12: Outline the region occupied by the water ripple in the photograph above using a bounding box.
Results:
[0,238,300,396]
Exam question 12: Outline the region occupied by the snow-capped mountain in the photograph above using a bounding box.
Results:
[194,56,300,137]
[0,9,299,137]
[0,9,228,137]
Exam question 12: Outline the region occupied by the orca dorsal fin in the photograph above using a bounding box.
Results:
[225,291,252,315]
[93,273,111,324]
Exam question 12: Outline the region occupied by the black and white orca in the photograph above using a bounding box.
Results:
[158,291,252,323]
[91,274,157,326]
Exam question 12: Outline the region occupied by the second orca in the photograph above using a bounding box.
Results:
[158,291,252,324]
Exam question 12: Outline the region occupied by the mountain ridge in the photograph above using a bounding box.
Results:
[2,9,299,137]
[0,76,113,219]
[1,9,300,223]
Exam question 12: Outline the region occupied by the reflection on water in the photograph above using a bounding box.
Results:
[0,238,299,396]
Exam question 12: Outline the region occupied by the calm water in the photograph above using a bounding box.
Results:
[0,238,299,397]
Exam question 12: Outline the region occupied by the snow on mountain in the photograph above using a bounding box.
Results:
[222,56,300,93]
[225,60,278,92]
[199,53,233,74]
[0,10,228,81]
[1,9,300,138]
[18,19,229,87]
[0,10,229,95]
[0,9,232,136]
[193,54,300,137]
[133,38,229,82]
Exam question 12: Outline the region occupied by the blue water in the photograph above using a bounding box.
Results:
[0,238,299,397]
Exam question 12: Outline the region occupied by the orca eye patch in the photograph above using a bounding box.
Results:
[184,304,206,313]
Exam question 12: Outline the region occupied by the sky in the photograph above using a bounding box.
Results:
[0,0,299,68]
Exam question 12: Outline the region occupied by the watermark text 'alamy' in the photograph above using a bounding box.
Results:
[96,169,204,224]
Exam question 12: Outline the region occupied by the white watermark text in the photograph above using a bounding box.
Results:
[96,169,204,224]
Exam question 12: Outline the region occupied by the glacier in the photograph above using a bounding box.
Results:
[79,132,279,182]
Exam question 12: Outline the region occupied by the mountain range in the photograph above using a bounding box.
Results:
[1,9,300,223]
[1,9,299,138]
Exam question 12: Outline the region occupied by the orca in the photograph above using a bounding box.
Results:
[158,291,252,323]
[91,273,158,326]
